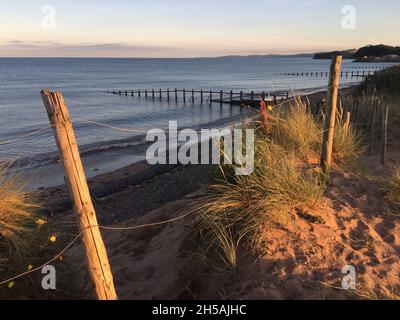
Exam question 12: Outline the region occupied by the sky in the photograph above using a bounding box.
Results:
[0,0,399,58]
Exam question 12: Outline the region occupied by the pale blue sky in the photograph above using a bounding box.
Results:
[0,0,399,57]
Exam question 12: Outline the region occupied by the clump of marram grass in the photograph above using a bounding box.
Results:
[268,97,321,160]
[198,139,325,270]
[0,164,40,272]
[332,117,365,168]
[385,165,400,214]
[197,96,365,271]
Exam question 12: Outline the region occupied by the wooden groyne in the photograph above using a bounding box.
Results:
[106,89,290,106]
[275,64,399,78]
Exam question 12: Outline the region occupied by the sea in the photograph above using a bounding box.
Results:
[0,57,391,172]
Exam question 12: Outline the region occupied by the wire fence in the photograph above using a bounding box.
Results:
[0,86,389,288]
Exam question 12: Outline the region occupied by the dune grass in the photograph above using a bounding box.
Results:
[385,165,400,214]
[332,112,365,168]
[356,65,400,98]
[197,100,337,270]
[196,95,367,271]
[0,164,40,272]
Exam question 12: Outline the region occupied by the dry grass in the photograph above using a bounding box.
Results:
[332,115,365,168]
[0,164,40,271]
[197,103,329,270]
[197,95,367,271]
[268,97,321,160]
[385,164,400,214]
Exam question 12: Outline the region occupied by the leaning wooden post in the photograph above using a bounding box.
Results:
[320,54,343,174]
[41,90,117,300]
[381,105,389,165]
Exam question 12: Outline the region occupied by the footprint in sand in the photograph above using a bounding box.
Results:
[375,220,396,245]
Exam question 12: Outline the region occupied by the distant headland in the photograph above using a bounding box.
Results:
[313,44,400,62]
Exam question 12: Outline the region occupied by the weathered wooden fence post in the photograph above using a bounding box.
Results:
[200,89,203,103]
[344,111,351,131]
[381,105,389,165]
[320,54,343,174]
[41,90,117,300]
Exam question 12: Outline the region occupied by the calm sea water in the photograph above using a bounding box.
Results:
[0,57,387,168]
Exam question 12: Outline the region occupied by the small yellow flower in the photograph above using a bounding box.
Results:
[49,234,57,243]
[36,218,47,226]
[27,264,33,271]
[8,281,15,289]
[267,105,273,111]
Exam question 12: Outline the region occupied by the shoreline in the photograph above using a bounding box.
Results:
[16,84,357,191]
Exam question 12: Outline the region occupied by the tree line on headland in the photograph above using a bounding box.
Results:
[314,45,400,62]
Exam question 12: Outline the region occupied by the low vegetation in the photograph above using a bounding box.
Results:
[385,165,400,214]
[197,97,365,271]
[0,164,40,272]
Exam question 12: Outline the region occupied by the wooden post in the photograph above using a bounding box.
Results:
[145,89,148,98]
[220,90,223,105]
[240,91,243,104]
[209,90,212,105]
[192,89,195,103]
[381,105,389,165]
[183,89,186,102]
[41,90,117,300]
[230,91,233,104]
[251,91,254,103]
[167,88,170,101]
[152,89,155,99]
[200,90,203,103]
[175,88,178,102]
[159,89,162,99]
[138,89,141,97]
[344,111,351,131]
[320,54,343,174]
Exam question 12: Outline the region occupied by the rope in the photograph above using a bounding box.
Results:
[0,233,82,286]
[0,125,54,146]
[0,208,197,286]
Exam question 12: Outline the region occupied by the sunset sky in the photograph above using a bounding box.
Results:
[0,0,399,57]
